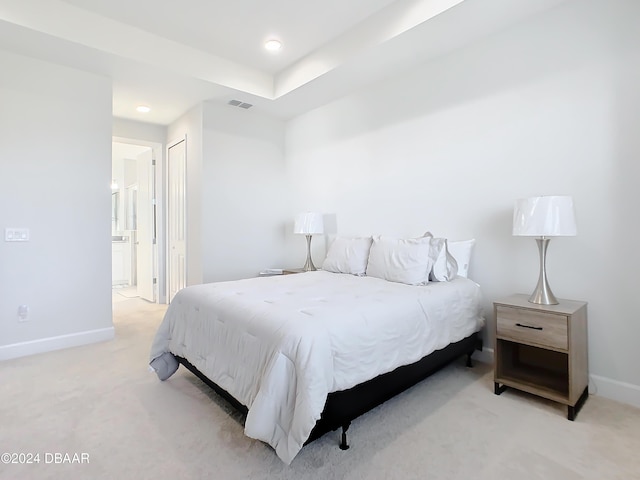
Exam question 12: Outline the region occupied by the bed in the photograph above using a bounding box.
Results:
[150,259,484,464]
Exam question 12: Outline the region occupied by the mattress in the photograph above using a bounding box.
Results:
[150,271,484,464]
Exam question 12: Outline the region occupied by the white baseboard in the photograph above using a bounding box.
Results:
[590,375,640,409]
[473,346,494,365]
[475,347,640,409]
[0,327,115,361]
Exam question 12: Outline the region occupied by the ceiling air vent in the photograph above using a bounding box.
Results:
[228,99,253,109]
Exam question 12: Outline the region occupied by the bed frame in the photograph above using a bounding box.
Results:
[176,331,482,451]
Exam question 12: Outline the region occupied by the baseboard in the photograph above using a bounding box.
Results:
[474,347,640,409]
[0,327,115,361]
[473,346,494,365]
[590,375,640,409]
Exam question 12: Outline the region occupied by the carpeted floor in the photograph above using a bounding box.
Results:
[1,295,640,480]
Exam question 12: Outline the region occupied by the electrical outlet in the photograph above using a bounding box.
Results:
[18,305,29,322]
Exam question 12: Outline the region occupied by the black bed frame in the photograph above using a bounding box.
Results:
[176,331,482,451]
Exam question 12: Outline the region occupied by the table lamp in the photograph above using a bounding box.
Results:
[294,212,324,271]
[513,196,577,305]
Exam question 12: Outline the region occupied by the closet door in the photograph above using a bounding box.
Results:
[167,138,186,303]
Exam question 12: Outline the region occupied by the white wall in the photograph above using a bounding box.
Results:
[0,51,113,359]
[201,102,288,281]
[165,102,288,284]
[285,0,640,403]
[113,118,166,145]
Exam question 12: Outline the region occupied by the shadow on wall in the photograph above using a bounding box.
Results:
[289,0,622,152]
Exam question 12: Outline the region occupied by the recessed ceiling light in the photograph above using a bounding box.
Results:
[264,39,282,52]
[136,105,151,113]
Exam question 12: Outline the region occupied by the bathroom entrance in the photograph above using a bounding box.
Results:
[111,140,158,302]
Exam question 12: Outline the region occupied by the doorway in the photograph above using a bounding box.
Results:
[112,140,159,303]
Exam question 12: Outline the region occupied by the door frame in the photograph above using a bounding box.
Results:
[112,136,163,303]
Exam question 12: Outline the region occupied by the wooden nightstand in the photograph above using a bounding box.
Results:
[258,268,304,277]
[282,269,304,275]
[493,294,588,420]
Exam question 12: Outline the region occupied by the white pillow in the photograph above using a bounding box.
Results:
[429,237,459,282]
[448,239,476,278]
[366,235,433,285]
[322,236,373,275]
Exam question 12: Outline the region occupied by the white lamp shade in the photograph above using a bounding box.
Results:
[294,212,324,235]
[513,196,577,236]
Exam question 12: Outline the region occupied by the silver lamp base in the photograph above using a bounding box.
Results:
[302,234,317,271]
[529,237,558,305]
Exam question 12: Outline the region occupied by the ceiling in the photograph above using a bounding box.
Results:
[0,0,571,125]
[112,142,150,162]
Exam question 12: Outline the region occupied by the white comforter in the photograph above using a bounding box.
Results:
[150,271,484,464]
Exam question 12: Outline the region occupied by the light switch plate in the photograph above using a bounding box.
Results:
[5,228,30,242]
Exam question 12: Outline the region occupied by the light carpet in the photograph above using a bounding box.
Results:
[1,295,639,480]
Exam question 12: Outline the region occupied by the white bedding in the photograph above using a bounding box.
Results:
[150,271,484,464]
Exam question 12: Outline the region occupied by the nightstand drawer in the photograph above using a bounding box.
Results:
[496,306,568,351]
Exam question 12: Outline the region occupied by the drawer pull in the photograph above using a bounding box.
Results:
[515,323,543,331]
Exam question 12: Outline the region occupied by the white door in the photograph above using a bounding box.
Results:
[167,139,186,303]
[136,148,156,301]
